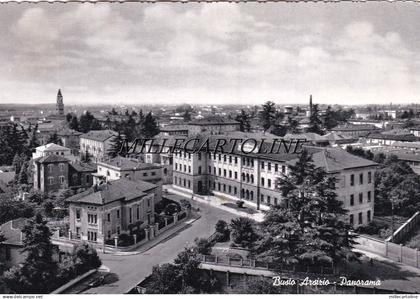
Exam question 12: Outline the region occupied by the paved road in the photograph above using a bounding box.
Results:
[70,200,237,294]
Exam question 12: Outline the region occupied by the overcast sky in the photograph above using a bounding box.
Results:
[1,2,420,106]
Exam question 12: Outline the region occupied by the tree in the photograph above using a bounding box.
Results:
[142,112,160,138]
[107,133,125,158]
[307,104,324,135]
[69,116,79,131]
[214,220,230,242]
[46,132,62,145]
[17,160,30,185]
[235,110,251,132]
[194,238,212,255]
[146,263,182,294]
[286,116,299,134]
[0,199,35,225]
[374,157,420,216]
[256,150,358,269]
[323,106,338,130]
[230,217,258,248]
[3,214,59,293]
[183,110,192,122]
[259,101,276,132]
[71,243,101,276]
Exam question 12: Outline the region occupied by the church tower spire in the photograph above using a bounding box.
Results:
[56,89,64,116]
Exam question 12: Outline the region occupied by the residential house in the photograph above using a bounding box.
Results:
[79,130,118,162]
[67,179,158,244]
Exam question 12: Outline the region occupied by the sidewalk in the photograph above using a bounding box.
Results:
[164,185,265,222]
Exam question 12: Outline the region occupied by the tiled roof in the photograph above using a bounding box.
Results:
[288,147,377,173]
[36,143,70,152]
[66,178,157,205]
[0,218,27,246]
[80,130,118,142]
[392,141,420,150]
[332,124,379,131]
[284,133,324,141]
[34,154,70,164]
[368,133,417,142]
[57,128,83,136]
[70,161,96,172]
[99,156,159,171]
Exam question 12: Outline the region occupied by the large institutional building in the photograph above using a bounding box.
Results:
[168,134,376,227]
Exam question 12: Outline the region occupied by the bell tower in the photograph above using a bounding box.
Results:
[56,89,64,116]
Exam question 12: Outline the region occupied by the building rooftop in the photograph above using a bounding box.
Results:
[368,132,417,142]
[34,154,70,164]
[80,130,118,142]
[66,178,157,205]
[57,128,83,136]
[99,156,159,171]
[289,147,378,173]
[36,143,70,152]
[332,124,379,131]
[70,161,96,172]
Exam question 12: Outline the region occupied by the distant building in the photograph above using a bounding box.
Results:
[79,130,118,162]
[95,156,163,201]
[67,179,158,244]
[331,124,381,137]
[33,149,95,193]
[57,129,82,154]
[366,130,417,146]
[159,124,189,137]
[33,155,70,193]
[0,218,60,269]
[188,117,240,135]
[409,126,420,137]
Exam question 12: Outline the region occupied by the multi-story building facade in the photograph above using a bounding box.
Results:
[172,139,376,228]
[32,143,73,160]
[188,117,240,135]
[33,155,70,193]
[79,130,118,162]
[67,179,158,243]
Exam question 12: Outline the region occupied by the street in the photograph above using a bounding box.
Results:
[66,199,237,294]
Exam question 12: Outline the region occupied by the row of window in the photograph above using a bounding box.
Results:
[174,176,192,189]
[349,172,372,186]
[175,151,286,174]
[349,210,372,225]
[48,176,65,185]
[175,163,192,174]
[349,191,372,206]
[47,163,66,172]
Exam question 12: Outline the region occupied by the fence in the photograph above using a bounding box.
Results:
[355,234,420,268]
[386,211,420,244]
[198,254,334,275]
[52,208,190,252]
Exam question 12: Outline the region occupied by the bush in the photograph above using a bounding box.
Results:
[164,203,181,216]
[230,217,258,248]
[214,220,230,242]
[118,233,134,247]
[72,243,102,275]
[355,221,387,235]
[194,238,212,255]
